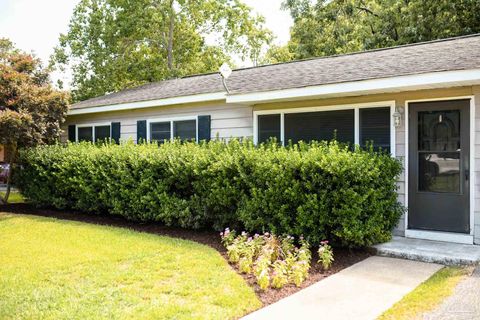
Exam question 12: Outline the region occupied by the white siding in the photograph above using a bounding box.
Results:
[474,86,480,244]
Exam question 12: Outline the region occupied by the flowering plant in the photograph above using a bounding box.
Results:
[318,240,334,270]
[221,229,324,290]
[220,228,236,246]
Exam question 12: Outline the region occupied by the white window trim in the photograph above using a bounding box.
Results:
[76,122,112,142]
[253,100,396,157]
[404,95,475,244]
[146,115,199,142]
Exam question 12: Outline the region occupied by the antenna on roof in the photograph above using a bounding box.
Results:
[219,62,232,94]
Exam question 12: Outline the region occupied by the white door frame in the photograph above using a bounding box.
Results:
[404,95,475,244]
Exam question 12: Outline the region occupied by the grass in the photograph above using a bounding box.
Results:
[378,266,471,320]
[0,213,261,319]
[0,191,25,203]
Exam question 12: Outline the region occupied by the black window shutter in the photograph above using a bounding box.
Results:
[137,120,147,143]
[68,125,76,142]
[197,115,211,142]
[111,122,121,144]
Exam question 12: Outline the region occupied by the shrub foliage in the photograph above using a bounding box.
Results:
[15,140,404,247]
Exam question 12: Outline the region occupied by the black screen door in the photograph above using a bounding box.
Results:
[408,99,470,234]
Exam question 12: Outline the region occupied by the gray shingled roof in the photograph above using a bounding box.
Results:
[72,34,480,109]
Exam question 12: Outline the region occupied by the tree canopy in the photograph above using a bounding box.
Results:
[0,38,69,203]
[264,0,480,63]
[52,0,272,102]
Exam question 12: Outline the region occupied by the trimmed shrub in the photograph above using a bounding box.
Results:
[15,140,404,247]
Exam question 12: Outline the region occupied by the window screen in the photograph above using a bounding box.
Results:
[78,127,93,142]
[258,114,281,143]
[360,107,390,152]
[174,120,196,141]
[151,122,171,142]
[284,110,354,144]
[95,125,111,142]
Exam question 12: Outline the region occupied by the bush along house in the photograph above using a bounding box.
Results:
[63,34,480,245]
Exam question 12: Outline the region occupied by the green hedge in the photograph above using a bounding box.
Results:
[15,140,404,247]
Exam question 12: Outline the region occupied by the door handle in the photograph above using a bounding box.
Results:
[465,169,469,181]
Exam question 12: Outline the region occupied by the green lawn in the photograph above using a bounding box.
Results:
[378,266,471,320]
[0,191,25,203]
[0,213,261,319]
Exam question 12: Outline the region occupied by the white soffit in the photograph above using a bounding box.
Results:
[226,69,480,104]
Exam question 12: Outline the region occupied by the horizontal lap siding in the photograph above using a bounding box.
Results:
[474,87,480,244]
[62,102,254,142]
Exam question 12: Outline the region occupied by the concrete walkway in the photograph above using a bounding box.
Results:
[243,256,442,320]
[374,236,480,265]
[422,266,480,320]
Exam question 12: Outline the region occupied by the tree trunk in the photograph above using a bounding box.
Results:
[167,0,175,71]
[0,145,17,205]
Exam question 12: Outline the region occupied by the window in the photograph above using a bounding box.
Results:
[94,125,111,142]
[359,107,391,152]
[174,120,196,141]
[77,127,93,142]
[149,118,197,142]
[284,110,354,144]
[151,122,171,143]
[77,124,111,142]
[258,114,281,143]
[255,104,393,154]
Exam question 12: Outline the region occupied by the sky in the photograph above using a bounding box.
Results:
[0,0,293,79]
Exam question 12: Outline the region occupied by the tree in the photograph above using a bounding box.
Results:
[52,0,272,102]
[264,0,480,63]
[259,44,295,65]
[0,39,69,204]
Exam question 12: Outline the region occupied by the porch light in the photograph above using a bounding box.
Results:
[393,106,404,128]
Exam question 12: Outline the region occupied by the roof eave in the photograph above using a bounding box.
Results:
[226,69,480,104]
[68,91,227,115]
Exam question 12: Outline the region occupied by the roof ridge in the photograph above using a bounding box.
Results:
[178,33,480,79]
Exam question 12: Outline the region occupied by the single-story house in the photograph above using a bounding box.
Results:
[64,34,480,245]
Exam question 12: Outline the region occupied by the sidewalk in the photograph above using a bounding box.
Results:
[242,256,442,320]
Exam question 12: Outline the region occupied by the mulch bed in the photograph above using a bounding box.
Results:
[0,203,372,306]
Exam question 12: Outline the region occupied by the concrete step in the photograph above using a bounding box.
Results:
[373,236,480,266]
